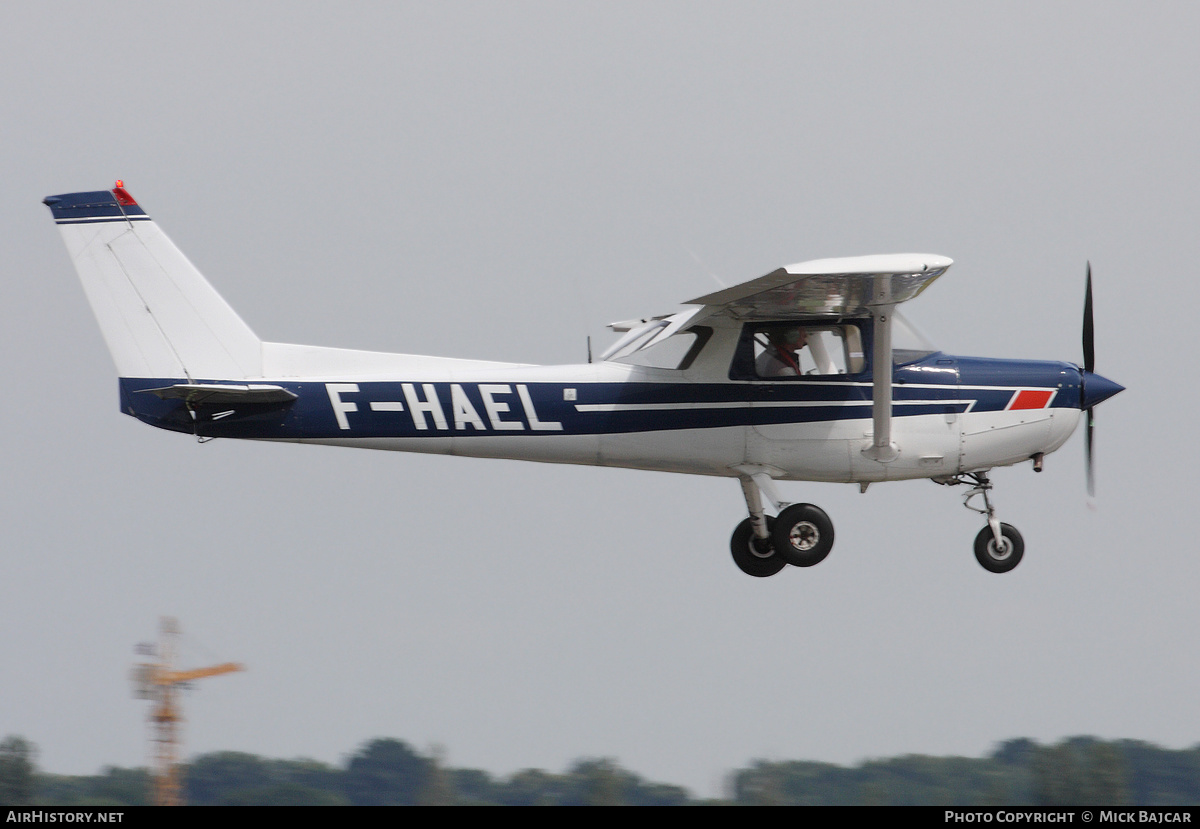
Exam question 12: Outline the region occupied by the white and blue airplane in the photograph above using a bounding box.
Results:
[44,182,1123,576]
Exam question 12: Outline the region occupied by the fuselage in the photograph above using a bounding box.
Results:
[119,329,1088,484]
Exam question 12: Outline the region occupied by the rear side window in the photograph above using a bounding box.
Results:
[613,327,712,370]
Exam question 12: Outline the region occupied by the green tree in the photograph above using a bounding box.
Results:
[628,781,692,807]
[186,751,274,805]
[732,761,787,805]
[992,738,1039,768]
[0,736,36,806]
[1119,740,1200,805]
[89,766,150,806]
[267,757,344,798]
[343,738,430,806]
[566,758,628,805]
[1081,742,1130,805]
[220,782,348,805]
[497,768,568,806]
[449,768,500,805]
[1033,742,1081,805]
[420,745,452,805]
[1031,738,1131,806]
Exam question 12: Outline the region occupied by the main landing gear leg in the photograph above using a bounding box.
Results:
[729,473,836,577]
[938,472,1024,573]
[730,476,786,578]
[739,476,773,546]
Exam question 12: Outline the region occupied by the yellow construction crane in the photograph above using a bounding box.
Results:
[131,617,244,806]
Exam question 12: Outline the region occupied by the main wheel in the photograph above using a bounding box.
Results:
[771,503,834,567]
[730,517,785,577]
[974,523,1024,573]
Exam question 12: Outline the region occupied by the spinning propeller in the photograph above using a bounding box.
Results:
[1079,262,1124,496]
[1084,263,1096,495]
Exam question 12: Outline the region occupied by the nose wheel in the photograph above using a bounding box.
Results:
[974,523,1024,573]
[939,472,1025,574]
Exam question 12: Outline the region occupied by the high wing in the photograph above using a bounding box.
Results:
[684,253,952,322]
[604,254,952,361]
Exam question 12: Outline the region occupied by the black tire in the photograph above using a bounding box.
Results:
[974,523,1024,573]
[730,517,785,577]
[771,503,834,567]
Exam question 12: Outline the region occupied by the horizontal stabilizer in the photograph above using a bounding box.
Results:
[136,383,297,405]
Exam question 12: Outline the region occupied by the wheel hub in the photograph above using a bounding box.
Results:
[988,539,1012,560]
[750,536,774,559]
[788,521,819,552]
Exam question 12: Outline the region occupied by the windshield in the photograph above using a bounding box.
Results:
[892,310,937,364]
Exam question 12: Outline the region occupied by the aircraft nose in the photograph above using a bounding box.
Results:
[1080,370,1125,410]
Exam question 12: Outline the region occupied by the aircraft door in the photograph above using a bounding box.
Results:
[738,323,866,482]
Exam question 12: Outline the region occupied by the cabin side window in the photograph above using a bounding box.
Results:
[612,327,712,370]
[730,322,865,380]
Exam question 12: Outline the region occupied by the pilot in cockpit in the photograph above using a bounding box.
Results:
[757,327,808,377]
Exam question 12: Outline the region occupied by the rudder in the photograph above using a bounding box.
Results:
[44,182,262,380]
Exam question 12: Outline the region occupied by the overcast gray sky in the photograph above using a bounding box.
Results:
[1,2,1194,797]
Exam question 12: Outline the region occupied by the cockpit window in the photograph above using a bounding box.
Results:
[730,322,865,380]
[891,310,937,365]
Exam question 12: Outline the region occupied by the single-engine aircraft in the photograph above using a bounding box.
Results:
[44,182,1124,576]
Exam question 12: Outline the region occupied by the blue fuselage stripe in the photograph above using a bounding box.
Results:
[117,356,1081,440]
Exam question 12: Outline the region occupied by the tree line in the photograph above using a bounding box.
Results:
[3,734,1199,806]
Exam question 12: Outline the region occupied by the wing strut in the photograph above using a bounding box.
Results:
[862,277,898,463]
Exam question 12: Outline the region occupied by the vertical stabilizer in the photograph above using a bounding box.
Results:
[44,183,261,380]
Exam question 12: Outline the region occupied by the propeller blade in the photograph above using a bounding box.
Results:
[1083,263,1096,496]
[1083,262,1095,374]
[1085,407,1095,497]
